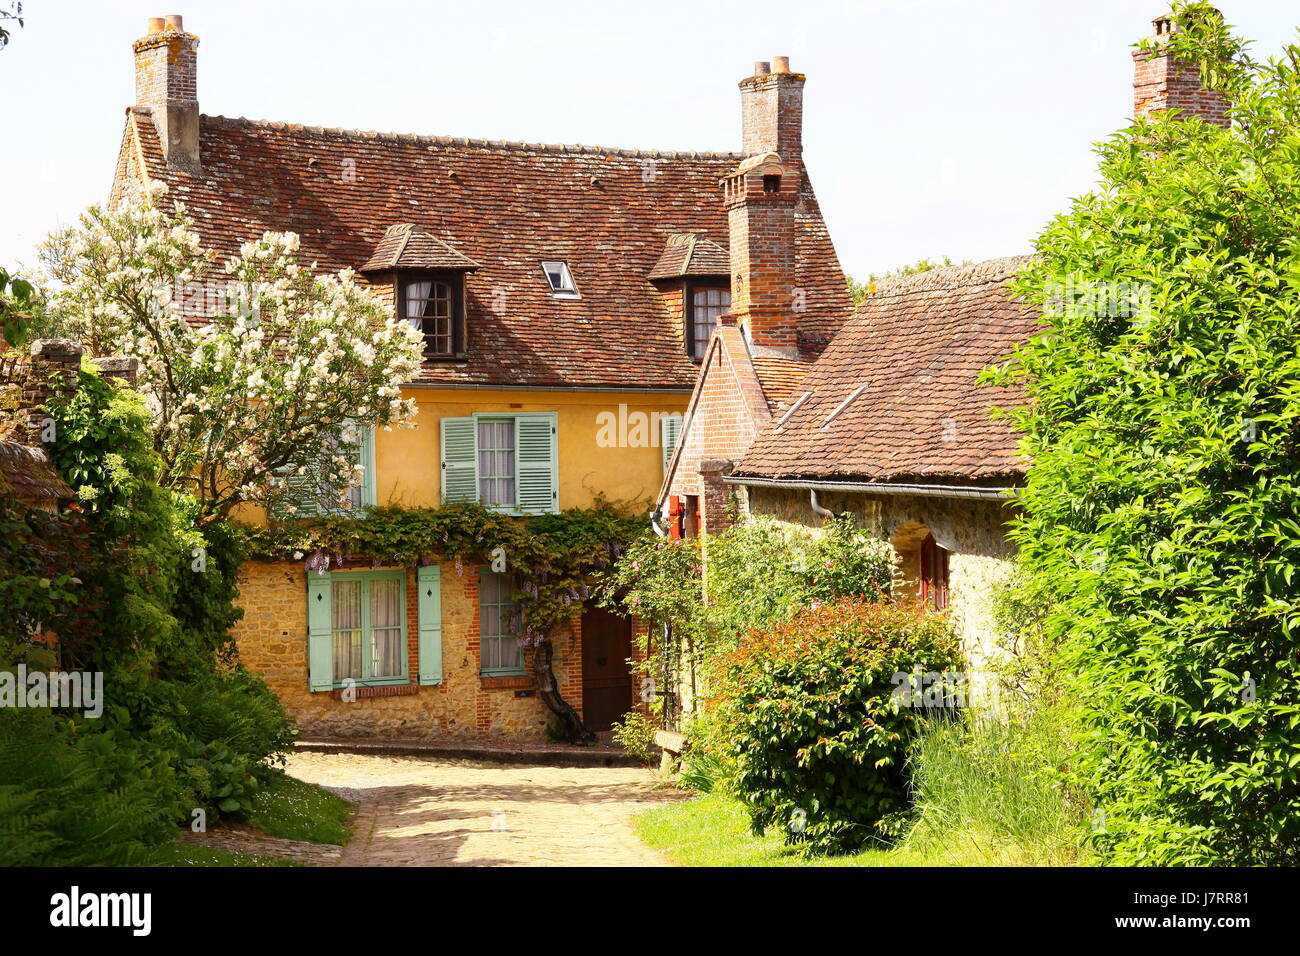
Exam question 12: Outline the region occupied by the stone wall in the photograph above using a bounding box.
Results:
[745,485,1018,670]
[234,558,589,741]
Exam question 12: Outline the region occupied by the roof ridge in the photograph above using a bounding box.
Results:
[200,114,744,161]
[868,254,1036,298]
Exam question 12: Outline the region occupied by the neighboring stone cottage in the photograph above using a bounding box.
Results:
[661,11,1233,676]
[731,256,1038,670]
[107,17,851,739]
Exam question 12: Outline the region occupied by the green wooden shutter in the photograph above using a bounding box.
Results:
[307,573,333,692]
[358,425,377,507]
[417,564,443,685]
[515,412,558,514]
[440,416,478,505]
[661,412,683,475]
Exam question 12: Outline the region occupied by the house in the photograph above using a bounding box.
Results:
[661,11,1230,677]
[108,16,850,739]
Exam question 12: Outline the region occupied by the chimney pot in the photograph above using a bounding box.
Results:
[772,55,790,74]
[165,14,184,31]
[754,60,771,76]
[147,17,164,34]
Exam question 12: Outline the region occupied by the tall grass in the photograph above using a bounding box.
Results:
[900,703,1091,866]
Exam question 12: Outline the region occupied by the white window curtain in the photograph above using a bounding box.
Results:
[331,580,362,680]
[405,280,433,331]
[477,420,516,507]
[369,578,403,678]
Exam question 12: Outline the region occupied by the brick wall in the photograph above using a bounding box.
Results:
[667,328,769,504]
[21,340,82,443]
[233,557,591,740]
[739,68,805,165]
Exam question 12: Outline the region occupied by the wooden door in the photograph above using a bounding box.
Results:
[581,605,633,733]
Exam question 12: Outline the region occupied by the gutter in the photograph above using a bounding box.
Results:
[402,382,693,394]
[724,475,1020,500]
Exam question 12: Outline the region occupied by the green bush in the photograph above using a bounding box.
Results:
[709,597,959,854]
[0,364,303,863]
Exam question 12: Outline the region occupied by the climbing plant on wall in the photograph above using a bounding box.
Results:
[242,502,647,743]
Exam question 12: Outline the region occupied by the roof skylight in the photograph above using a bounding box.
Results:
[541,261,580,299]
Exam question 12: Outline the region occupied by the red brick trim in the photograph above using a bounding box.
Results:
[329,683,420,701]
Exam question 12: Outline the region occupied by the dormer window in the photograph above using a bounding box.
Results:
[399,274,464,358]
[541,261,580,299]
[360,224,481,360]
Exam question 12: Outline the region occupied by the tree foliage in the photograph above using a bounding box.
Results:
[39,185,424,523]
[985,1,1300,864]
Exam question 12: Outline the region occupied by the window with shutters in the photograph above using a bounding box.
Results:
[308,565,442,693]
[687,284,730,359]
[271,423,376,520]
[327,571,407,686]
[440,412,558,514]
[478,569,524,676]
[919,533,950,610]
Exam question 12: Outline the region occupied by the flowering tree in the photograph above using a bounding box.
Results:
[40,184,424,523]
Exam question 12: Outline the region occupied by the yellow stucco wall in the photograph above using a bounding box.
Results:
[382,387,688,510]
[235,387,688,525]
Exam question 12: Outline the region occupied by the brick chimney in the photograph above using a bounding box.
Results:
[1133,10,1229,127]
[724,57,805,358]
[133,14,201,169]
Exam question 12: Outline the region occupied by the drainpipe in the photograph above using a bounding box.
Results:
[810,488,834,520]
[650,506,667,537]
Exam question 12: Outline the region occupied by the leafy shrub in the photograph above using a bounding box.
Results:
[604,515,895,734]
[0,364,302,863]
[0,710,178,866]
[708,598,959,854]
[610,710,658,764]
[677,750,725,794]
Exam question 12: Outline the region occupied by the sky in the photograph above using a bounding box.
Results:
[2,0,1299,280]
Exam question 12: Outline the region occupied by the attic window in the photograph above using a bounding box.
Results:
[763,175,781,194]
[541,261,580,299]
[400,274,465,358]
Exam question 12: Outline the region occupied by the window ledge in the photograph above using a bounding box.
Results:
[329,683,419,700]
[480,673,532,690]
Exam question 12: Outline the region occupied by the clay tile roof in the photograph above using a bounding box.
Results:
[120,112,852,389]
[735,255,1039,485]
[360,223,481,272]
[647,233,730,280]
[0,441,73,504]
[751,354,814,409]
